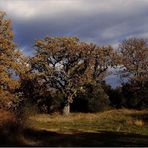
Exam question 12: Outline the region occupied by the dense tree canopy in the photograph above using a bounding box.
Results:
[29,36,117,114]
[0,11,26,110]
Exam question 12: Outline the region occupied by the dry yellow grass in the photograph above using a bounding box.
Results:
[28,109,148,136]
[30,109,148,123]
[30,112,99,123]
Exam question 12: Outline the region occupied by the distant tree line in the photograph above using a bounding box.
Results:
[0,11,148,121]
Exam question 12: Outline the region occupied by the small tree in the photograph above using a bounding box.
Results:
[119,37,148,82]
[119,37,148,108]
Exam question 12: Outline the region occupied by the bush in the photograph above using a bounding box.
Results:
[121,81,148,109]
[37,91,64,113]
[19,77,65,114]
[72,83,110,113]
[101,81,148,109]
[103,84,123,108]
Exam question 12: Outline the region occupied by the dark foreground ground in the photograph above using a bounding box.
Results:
[23,128,148,147]
[0,128,148,147]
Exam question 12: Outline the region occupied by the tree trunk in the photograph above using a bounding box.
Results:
[63,103,70,115]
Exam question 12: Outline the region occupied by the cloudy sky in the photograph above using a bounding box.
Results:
[1,0,148,56]
[1,0,148,87]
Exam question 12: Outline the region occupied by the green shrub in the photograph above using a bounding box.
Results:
[72,83,110,112]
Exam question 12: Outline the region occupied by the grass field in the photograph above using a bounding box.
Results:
[28,109,148,134]
[1,109,148,146]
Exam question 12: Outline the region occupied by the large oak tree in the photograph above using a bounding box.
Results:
[30,36,116,115]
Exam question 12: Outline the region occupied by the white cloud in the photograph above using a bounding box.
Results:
[0,0,85,19]
[0,0,37,19]
[1,0,148,53]
[1,0,148,20]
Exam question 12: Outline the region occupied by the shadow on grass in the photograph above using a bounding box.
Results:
[0,127,148,146]
[20,128,148,147]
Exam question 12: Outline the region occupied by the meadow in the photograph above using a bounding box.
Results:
[3,109,146,147]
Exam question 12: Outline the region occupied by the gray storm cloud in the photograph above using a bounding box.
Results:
[0,0,148,55]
